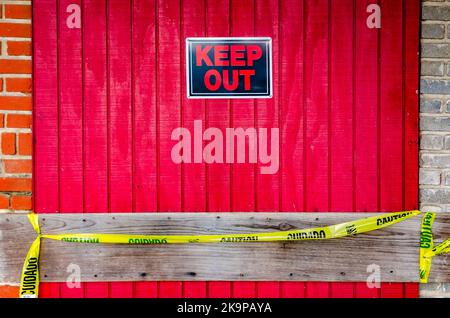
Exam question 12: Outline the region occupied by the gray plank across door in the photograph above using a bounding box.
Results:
[0,213,448,284]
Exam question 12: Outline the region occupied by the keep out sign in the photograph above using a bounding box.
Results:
[186,37,272,98]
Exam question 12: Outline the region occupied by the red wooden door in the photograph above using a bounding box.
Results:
[33,0,420,298]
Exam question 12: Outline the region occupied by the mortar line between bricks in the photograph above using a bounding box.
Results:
[421,130,450,135]
[419,184,450,191]
[0,92,32,96]
[0,57,31,61]
[421,149,450,153]
[421,76,450,79]
[0,37,31,41]
[0,19,31,24]
[1,174,31,178]
[421,75,450,78]
[420,149,450,153]
[421,151,450,154]
[0,74,31,78]
[422,7,450,10]
[420,114,450,117]
[0,1,32,4]
[422,21,450,24]
[0,110,32,114]
[420,97,450,101]
[0,157,33,160]
[0,128,32,133]
[421,39,450,42]
[421,57,450,61]
[421,37,450,40]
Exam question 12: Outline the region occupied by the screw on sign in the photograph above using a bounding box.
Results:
[186,38,272,98]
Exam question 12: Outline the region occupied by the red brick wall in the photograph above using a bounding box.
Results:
[0,1,32,218]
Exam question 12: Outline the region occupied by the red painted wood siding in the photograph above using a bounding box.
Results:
[33,0,420,298]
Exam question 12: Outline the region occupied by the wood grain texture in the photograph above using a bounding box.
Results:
[132,0,159,298]
[279,0,306,298]
[329,0,355,298]
[229,0,257,299]
[379,0,406,298]
[1,213,449,284]
[81,0,110,298]
[403,0,421,299]
[33,0,61,298]
[58,0,84,298]
[33,0,421,298]
[303,0,330,298]
[180,0,208,298]
[354,0,382,299]
[255,0,280,298]
[204,0,233,298]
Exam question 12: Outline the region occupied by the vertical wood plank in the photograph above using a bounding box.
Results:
[379,0,404,298]
[205,0,232,298]
[58,0,85,298]
[403,0,420,299]
[82,0,109,298]
[107,0,134,298]
[58,0,83,219]
[329,0,355,298]
[204,1,231,214]
[404,0,420,220]
[39,283,60,298]
[255,0,280,298]
[182,0,207,298]
[404,284,419,299]
[157,0,182,212]
[304,0,330,298]
[181,0,206,214]
[354,0,381,298]
[230,0,256,298]
[33,0,59,214]
[354,0,380,216]
[34,0,60,298]
[107,0,133,215]
[279,0,305,298]
[132,0,158,299]
[254,0,279,213]
[157,0,182,297]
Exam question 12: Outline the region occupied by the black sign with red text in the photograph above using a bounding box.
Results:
[186,38,272,99]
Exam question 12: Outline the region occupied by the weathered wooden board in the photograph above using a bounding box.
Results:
[0,213,448,284]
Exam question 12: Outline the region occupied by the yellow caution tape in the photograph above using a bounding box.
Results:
[419,212,450,283]
[36,210,420,244]
[20,210,421,298]
[19,214,42,298]
[19,237,40,298]
[28,212,41,235]
[434,238,450,255]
